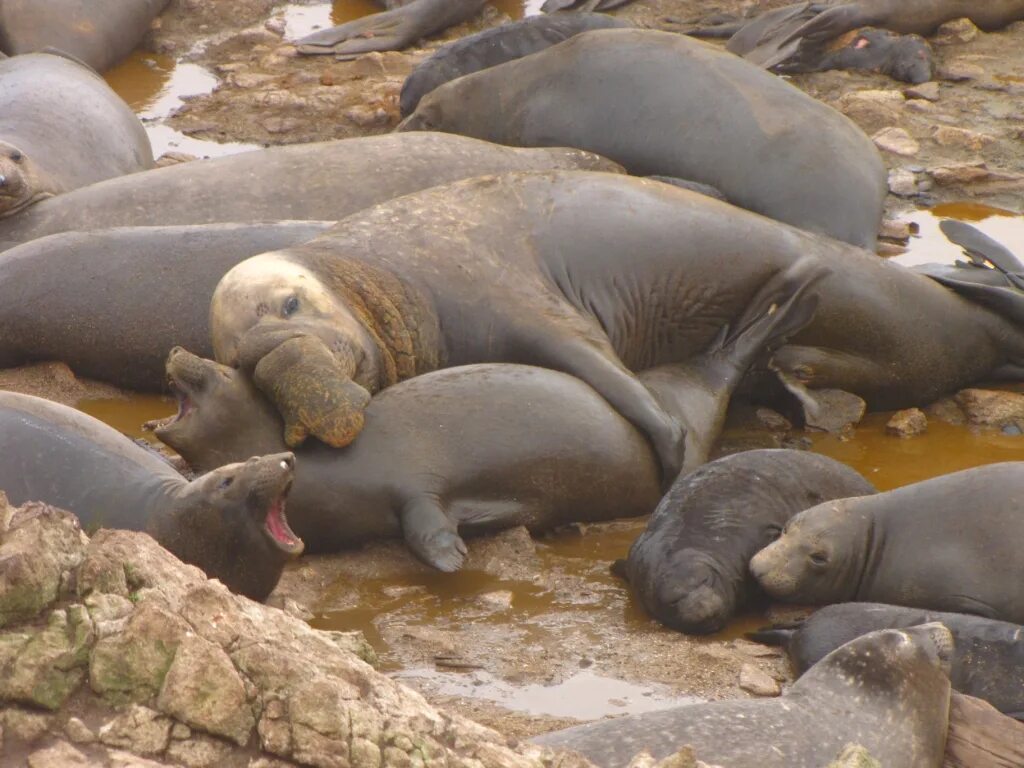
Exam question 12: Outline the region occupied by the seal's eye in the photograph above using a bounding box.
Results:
[8,151,21,162]
[765,523,783,542]
[218,476,235,490]
[282,295,299,317]
[809,552,828,567]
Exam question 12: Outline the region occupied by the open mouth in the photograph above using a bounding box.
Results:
[263,479,303,556]
[144,379,194,432]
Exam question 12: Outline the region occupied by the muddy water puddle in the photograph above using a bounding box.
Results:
[76,395,175,446]
[896,202,1024,268]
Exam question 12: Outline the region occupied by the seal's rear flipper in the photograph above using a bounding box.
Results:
[940,220,1024,286]
[610,558,628,580]
[401,496,468,572]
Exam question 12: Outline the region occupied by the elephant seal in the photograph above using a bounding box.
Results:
[0,52,152,218]
[0,132,619,248]
[0,0,170,73]
[533,623,953,767]
[619,450,875,635]
[153,254,822,570]
[0,221,334,390]
[0,392,301,601]
[207,172,1024,481]
[751,602,1024,718]
[295,0,486,60]
[750,463,1024,623]
[399,13,630,116]
[398,29,887,249]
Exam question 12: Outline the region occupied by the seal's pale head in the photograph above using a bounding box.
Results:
[0,141,53,217]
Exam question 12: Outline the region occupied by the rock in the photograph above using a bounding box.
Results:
[26,740,91,768]
[827,744,881,767]
[0,502,87,628]
[477,591,514,611]
[835,91,904,133]
[933,126,996,151]
[98,704,173,755]
[954,388,1024,430]
[802,389,867,434]
[755,407,791,432]
[738,664,781,697]
[264,16,286,35]
[1,706,53,744]
[925,398,966,425]
[887,168,918,196]
[350,52,387,78]
[933,17,979,45]
[938,62,985,81]
[944,692,1024,767]
[872,127,919,156]
[879,218,915,242]
[929,163,991,186]
[65,717,96,744]
[904,81,940,101]
[342,105,390,129]
[465,526,540,582]
[107,749,172,768]
[886,408,927,437]
[166,732,238,767]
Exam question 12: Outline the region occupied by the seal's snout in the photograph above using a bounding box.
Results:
[0,174,7,187]
[669,583,728,635]
[907,622,955,675]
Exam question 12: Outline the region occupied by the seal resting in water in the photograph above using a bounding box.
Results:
[154,258,823,570]
[399,13,630,116]
[533,623,953,767]
[0,132,619,249]
[0,221,334,390]
[750,463,1024,623]
[398,28,887,249]
[619,450,875,635]
[0,0,170,73]
[0,392,302,601]
[750,602,1024,719]
[207,172,1024,482]
[0,52,152,218]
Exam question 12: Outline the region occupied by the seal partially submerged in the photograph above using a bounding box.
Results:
[0,391,301,601]
[533,623,953,767]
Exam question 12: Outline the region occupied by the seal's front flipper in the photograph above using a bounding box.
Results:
[939,220,1024,289]
[779,3,876,46]
[921,276,1024,327]
[401,497,468,572]
[772,366,867,433]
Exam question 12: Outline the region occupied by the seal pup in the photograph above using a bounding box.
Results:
[398,28,887,249]
[295,0,486,60]
[208,172,1024,484]
[0,52,153,217]
[0,0,170,73]
[750,463,1024,623]
[750,602,1024,718]
[532,623,953,767]
[0,392,302,601]
[0,132,620,248]
[619,450,875,635]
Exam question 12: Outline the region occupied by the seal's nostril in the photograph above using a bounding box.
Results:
[0,175,7,187]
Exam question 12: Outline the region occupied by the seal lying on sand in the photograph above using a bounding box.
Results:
[0,222,334,390]
[155,256,821,570]
[0,52,152,218]
[0,132,619,249]
[750,463,1024,623]
[398,28,887,249]
[399,13,630,116]
[750,602,1024,718]
[0,392,301,601]
[208,172,1024,483]
[533,623,953,767]
[295,0,486,60]
[619,450,874,635]
[0,0,170,72]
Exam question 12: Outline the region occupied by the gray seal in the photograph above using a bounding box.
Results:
[532,623,954,768]
[0,52,153,218]
[751,463,1024,623]
[750,602,1024,719]
[0,391,301,601]
[0,132,619,249]
[620,450,875,635]
[207,172,1024,485]
[398,28,887,249]
[0,0,170,72]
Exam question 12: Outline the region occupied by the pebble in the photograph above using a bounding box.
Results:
[886,408,927,438]
[872,127,919,156]
[933,126,996,151]
[887,168,918,196]
[739,664,781,697]
[477,591,514,611]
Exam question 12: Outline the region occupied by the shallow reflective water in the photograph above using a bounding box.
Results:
[896,202,1024,268]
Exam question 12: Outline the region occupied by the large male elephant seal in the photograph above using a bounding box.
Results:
[0,392,301,601]
[295,0,486,60]
[398,29,887,249]
[751,463,1024,623]
[399,13,630,116]
[620,450,875,635]
[0,133,619,249]
[0,221,334,390]
[208,172,1024,483]
[533,623,953,767]
[750,602,1024,718]
[0,0,170,73]
[153,254,822,570]
[0,52,153,218]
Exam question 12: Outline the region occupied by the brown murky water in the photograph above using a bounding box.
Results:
[76,396,175,446]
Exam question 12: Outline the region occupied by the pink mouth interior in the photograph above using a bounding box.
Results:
[264,496,303,555]
[145,380,194,432]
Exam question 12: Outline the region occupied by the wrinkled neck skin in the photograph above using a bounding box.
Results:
[301,246,444,387]
[833,507,878,603]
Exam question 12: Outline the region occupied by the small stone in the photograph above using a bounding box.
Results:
[738,663,781,696]
[904,81,939,101]
[835,91,904,133]
[27,740,90,768]
[872,127,919,156]
[879,218,915,242]
[477,591,514,611]
[887,168,918,196]
[64,717,96,744]
[349,51,387,78]
[886,408,927,437]
[933,126,996,151]
[930,163,991,186]
[172,722,192,739]
[933,17,979,45]
[755,408,791,432]
[955,388,1024,428]
[802,389,867,434]
[265,16,286,35]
